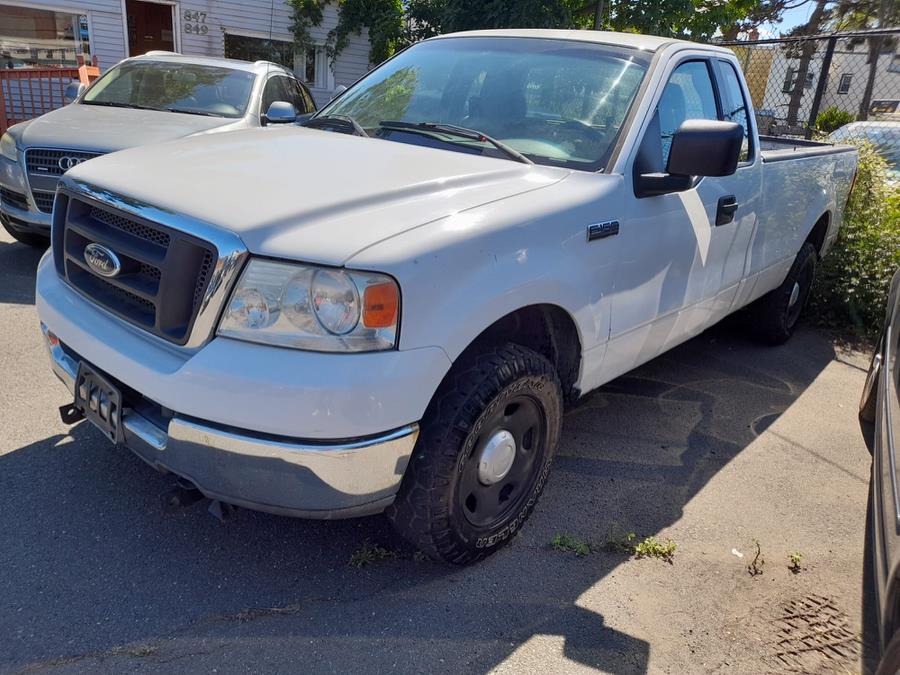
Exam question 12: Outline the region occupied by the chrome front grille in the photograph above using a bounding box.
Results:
[25,148,102,214]
[25,148,101,176]
[53,193,219,345]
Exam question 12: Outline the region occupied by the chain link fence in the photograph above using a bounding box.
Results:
[718,28,899,171]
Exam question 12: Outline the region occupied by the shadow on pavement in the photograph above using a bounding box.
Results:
[0,321,838,673]
[0,239,45,305]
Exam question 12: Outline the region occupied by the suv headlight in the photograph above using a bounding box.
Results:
[217,259,400,352]
[0,132,17,161]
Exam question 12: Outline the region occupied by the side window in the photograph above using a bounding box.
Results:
[285,78,310,113]
[717,60,752,162]
[657,61,719,168]
[301,83,316,113]
[261,76,292,114]
[261,77,283,114]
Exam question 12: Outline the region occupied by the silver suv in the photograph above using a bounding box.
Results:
[0,52,315,246]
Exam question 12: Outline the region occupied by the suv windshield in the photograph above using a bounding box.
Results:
[320,37,649,170]
[82,61,256,118]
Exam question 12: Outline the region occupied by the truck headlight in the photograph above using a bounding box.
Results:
[217,259,399,352]
[0,132,17,161]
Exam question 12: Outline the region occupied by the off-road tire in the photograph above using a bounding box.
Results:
[749,242,817,345]
[387,343,562,564]
[1,218,49,248]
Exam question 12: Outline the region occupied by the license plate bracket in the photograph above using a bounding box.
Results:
[74,363,124,444]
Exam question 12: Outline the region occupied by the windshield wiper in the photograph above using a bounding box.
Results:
[378,121,532,165]
[303,114,368,137]
[165,107,222,117]
[80,101,158,111]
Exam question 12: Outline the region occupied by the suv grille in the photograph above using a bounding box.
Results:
[0,187,28,211]
[52,194,218,345]
[25,149,102,214]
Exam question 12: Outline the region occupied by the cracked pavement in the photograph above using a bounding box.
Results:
[0,228,878,673]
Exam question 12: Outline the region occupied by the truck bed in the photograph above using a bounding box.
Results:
[759,135,857,163]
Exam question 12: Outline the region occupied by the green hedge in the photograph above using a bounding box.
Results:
[810,141,900,338]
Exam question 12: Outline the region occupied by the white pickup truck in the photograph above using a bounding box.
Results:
[36,30,857,564]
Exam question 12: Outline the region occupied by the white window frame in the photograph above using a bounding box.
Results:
[119,0,181,58]
[299,45,334,92]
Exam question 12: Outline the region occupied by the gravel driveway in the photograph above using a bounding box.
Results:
[0,229,876,674]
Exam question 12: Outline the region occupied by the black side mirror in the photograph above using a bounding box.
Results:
[636,119,744,198]
[262,101,297,126]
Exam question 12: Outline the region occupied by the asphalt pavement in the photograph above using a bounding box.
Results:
[0,228,877,674]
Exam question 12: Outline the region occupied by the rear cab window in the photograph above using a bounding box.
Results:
[715,60,754,163]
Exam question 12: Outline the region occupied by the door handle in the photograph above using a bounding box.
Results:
[716,195,739,226]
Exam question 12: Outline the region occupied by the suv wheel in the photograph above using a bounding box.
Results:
[387,343,562,564]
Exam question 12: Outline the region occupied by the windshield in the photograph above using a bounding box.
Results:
[320,37,649,170]
[82,61,256,118]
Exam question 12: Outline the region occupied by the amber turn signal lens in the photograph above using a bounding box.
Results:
[362,281,399,328]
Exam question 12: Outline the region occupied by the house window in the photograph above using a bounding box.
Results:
[782,67,795,93]
[224,33,294,70]
[301,46,330,90]
[838,73,852,94]
[223,33,331,90]
[0,4,91,68]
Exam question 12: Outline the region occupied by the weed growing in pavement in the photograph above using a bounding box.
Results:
[632,536,677,564]
[748,539,765,577]
[550,533,592,557]
[602,528,637,554]
[788,552,803,574]
[349,543,398,568]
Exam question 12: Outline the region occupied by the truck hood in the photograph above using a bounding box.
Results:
[15,103,235,153]
[64,127,568,265]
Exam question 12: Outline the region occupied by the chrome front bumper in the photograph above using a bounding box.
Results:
[42,324,419,519]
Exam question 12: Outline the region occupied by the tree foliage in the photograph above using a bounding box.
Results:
[288,0,810,66]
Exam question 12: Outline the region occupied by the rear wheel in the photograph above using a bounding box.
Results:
[387,343,562,564]
[1,217,49,248]
[749,242,817,345]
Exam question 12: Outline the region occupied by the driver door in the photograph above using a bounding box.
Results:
[604,56,760,376]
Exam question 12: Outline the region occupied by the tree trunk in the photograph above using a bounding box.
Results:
[786,0,828,128]
[858,0,894,120]
[593,0,605,30]
[857,37,882,121]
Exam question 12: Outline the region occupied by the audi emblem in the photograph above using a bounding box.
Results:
[58,156,85,171]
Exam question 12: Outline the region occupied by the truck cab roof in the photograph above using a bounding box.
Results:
[432,28,729,54]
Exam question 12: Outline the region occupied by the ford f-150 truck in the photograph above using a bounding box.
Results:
[35,30,858,564]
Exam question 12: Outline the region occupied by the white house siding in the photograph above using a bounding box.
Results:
[178,0,371,105]
[2,0,371,105]
[760,43,900,125]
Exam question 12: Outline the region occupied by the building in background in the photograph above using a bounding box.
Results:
[0,1,371,106]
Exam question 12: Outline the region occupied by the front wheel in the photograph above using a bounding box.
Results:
[748,242,817,345]
[387,343,562,564]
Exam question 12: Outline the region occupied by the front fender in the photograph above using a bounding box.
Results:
[348,173,625,363]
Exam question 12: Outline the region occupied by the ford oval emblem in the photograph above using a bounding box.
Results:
[84,243,121,278]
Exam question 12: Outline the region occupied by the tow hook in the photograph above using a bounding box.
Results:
[208,500,237,523]
[59,403,84,425]
[162,478,204,511]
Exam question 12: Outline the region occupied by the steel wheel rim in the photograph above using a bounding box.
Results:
[458,394,547,529]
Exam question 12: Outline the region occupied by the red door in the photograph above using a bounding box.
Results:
[126,0,175,56]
